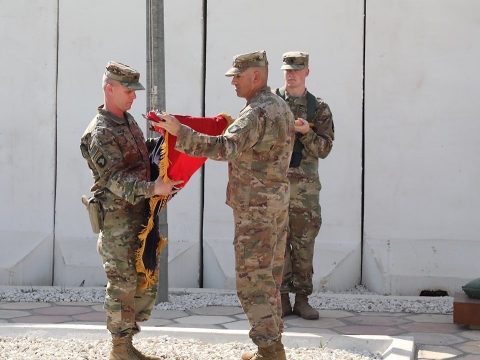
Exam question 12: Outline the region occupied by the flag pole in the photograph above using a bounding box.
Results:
[146,0,169,303]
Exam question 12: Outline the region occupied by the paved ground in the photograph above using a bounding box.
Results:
[0,301,479,359]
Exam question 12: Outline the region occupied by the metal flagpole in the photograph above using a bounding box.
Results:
[146,0,169,303]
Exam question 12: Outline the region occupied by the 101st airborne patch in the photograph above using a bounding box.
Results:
[95,154,107,168]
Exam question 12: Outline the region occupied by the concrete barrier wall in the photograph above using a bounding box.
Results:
[363,0,480,294]
[202,0,364,290]
[54,0,147,286]
[1,0,479,295]
[0,1,57,285]
[163,0,204,288]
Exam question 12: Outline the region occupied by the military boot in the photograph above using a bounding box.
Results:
[292,294,319,320]
[128,325,163,360]
[109,336,142,360]
[281,293,292,317]
[241,350,256,360]
[130,345,162,360]
[241,341,287,360]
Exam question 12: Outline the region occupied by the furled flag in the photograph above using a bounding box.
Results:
[136,111,232,289]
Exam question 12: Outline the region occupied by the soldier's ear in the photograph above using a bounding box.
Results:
[105,83,114,94]
[253,69,264,83]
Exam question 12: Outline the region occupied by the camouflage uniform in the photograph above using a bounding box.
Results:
[276,54,335,297]
[80,62,159,339]
[175,52,294,347]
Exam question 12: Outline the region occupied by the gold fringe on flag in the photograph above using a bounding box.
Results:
[136,134,171,290]
[134,112,232,289]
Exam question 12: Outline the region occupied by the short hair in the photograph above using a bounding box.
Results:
[102,73,119,90]
[256,66,269,86]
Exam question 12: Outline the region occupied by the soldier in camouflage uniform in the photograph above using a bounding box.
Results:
[153,51,295,360]
[80,61,181,360]
[275,52,335,320]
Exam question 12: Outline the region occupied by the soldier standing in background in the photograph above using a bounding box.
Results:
[275,52,335,320]
[154,51,294,360]
[80,61,180,360]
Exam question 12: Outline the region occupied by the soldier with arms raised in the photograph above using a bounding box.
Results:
[155,51,295,360]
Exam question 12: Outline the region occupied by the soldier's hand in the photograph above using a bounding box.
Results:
[294,118,310,134]
[154,177,183,196]
[149,113,181,136]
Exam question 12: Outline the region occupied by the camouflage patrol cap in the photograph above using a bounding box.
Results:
[281,51,309,70]
[105,61,145,90]
[225,50,268,76]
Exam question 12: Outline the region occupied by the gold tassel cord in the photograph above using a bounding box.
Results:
[135,115,230,289]
[136,133,171,289]
[136,196,169,289]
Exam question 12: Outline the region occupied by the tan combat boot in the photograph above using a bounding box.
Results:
[128,325,163,360]
[241,350,256,360]
[281,293,292,317]
[241,341,287,360]
[109,336,142,360]
[292,294,319,320]
[130,345,162,360]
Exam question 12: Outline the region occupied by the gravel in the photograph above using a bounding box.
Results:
[0,285,453,314]
[0,335,382,360]
[0,285,452,359]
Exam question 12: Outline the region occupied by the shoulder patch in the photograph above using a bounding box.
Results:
[95,154,107,168]
[227,112,253,134]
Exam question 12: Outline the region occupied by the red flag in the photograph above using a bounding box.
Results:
[136,111,232,289]
[147,112,232,188]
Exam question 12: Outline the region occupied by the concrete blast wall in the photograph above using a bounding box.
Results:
[0,0,479,295]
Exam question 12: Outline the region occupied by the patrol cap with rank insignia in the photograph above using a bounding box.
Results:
[105,61,145,90]
[225,50,269,76]
[281,51,309,70]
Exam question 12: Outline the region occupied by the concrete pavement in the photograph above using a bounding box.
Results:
[0,298,479,359]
